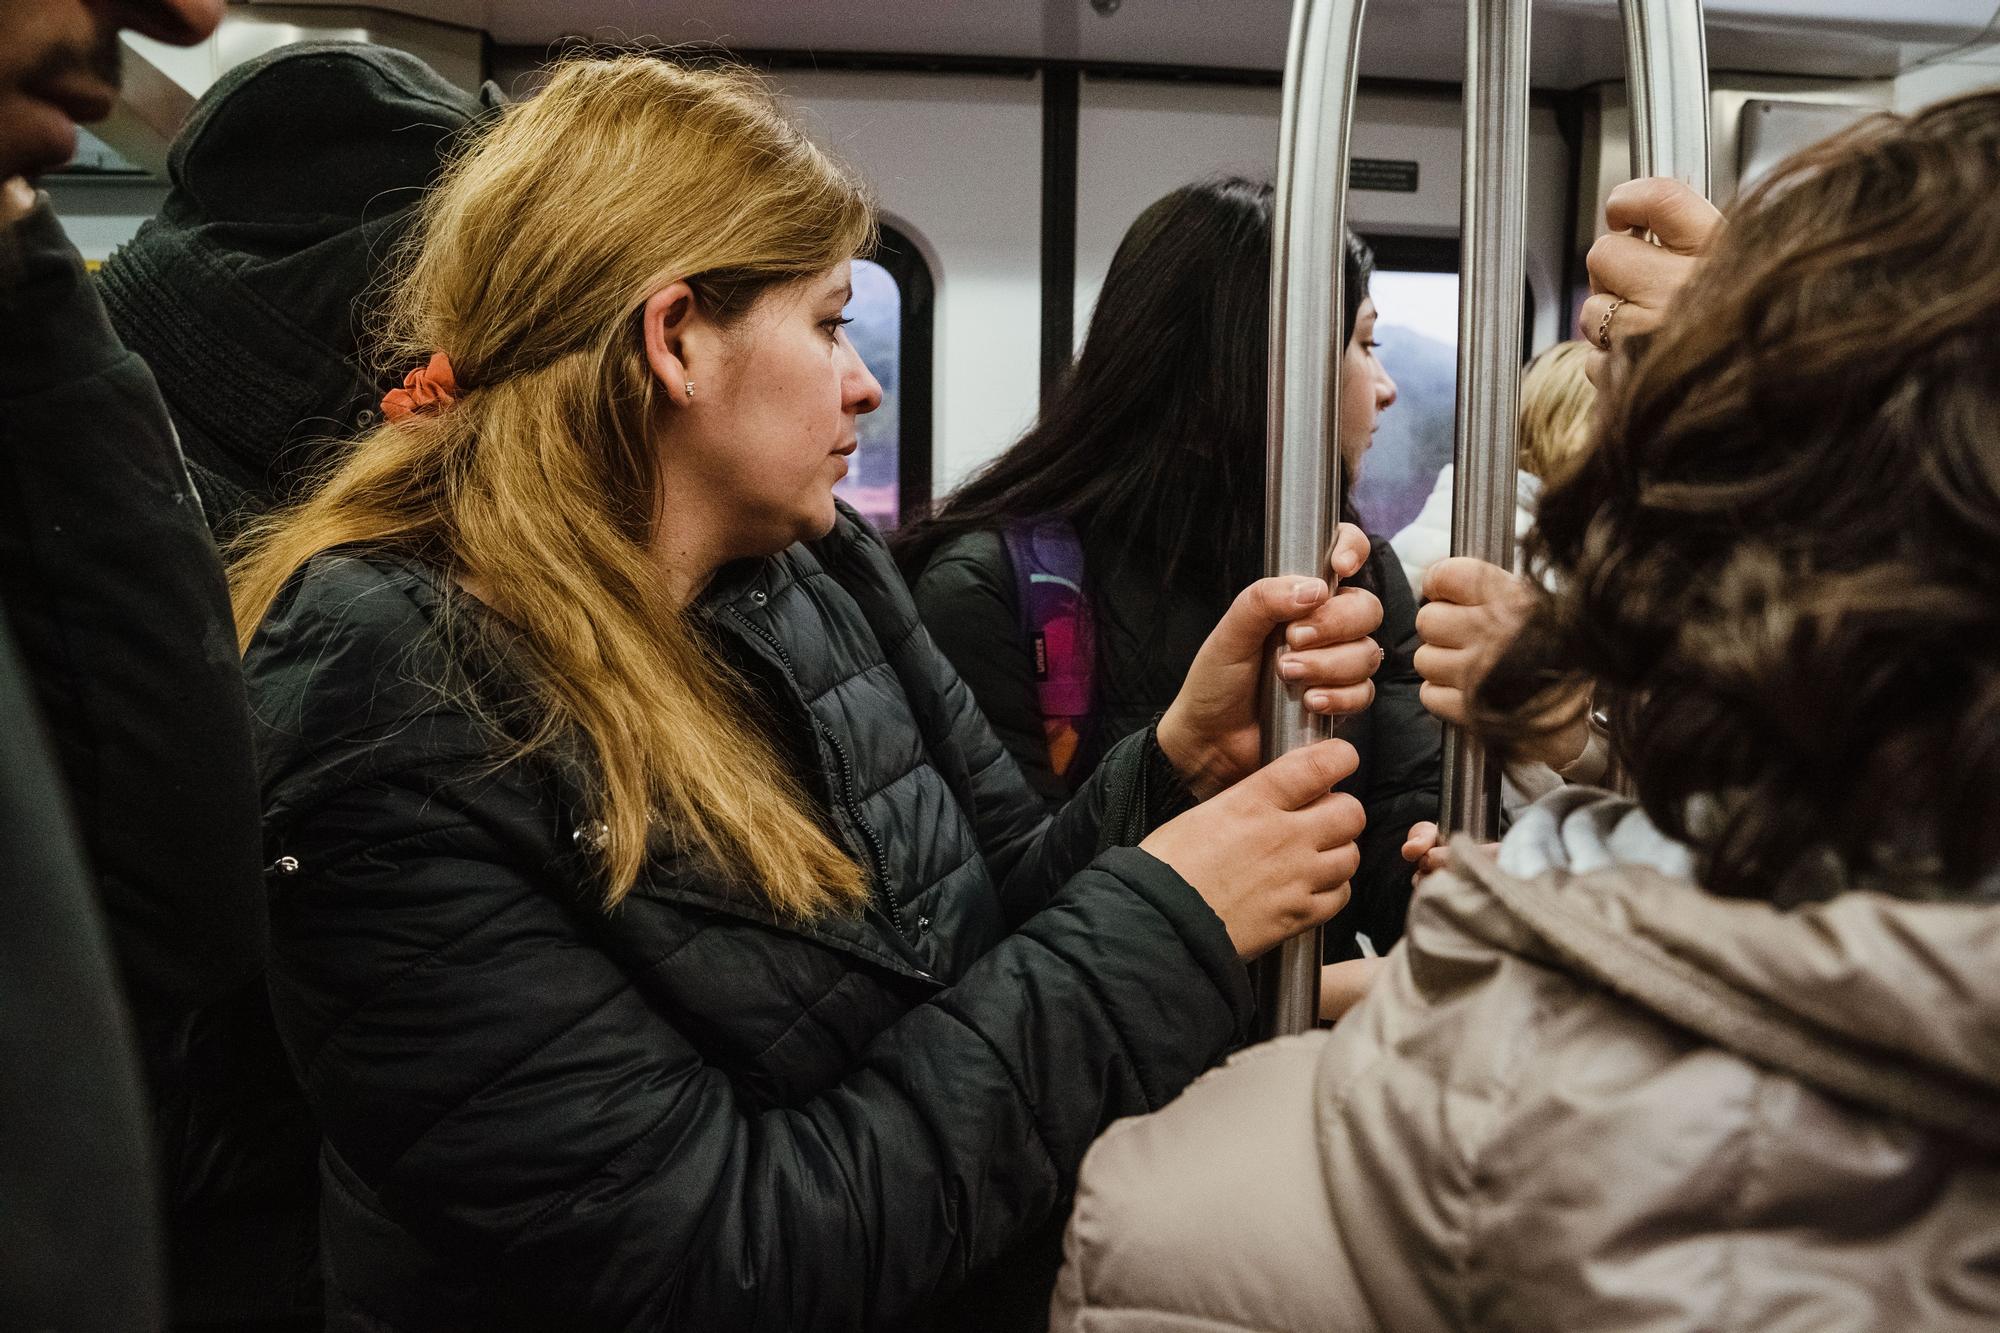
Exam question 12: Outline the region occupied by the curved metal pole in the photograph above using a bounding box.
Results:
[1621,0,1712,193]
[1253,0,1366,1040]
[1437,0,1532,841]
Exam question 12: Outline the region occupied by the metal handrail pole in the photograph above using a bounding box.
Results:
[1620,0,1712,192]
[1602,0,1710,797]
[1252,0,1367,1039]
[1436,0,1533,840]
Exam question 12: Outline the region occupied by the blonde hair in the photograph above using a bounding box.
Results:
[230,56,875,916]
[1516,339,1598,483]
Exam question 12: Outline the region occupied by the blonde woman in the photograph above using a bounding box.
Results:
[232,56,1383,1330]
[1390,338,1597,598]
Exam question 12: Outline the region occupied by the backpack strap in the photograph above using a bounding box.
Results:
[999,517,1097,782]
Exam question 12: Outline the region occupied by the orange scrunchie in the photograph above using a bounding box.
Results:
[381,352,460,423]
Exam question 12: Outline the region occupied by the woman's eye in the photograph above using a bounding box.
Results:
[823,316,854,339]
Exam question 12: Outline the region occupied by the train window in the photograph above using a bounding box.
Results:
[835,222,935,530]
[1351,236,1463,541]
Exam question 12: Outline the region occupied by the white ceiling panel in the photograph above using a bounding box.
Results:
[246,0,2000,86]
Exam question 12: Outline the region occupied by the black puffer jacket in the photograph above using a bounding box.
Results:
[0,198,268,1327]
[245,508,1254,1331]
[913,528,1440,957]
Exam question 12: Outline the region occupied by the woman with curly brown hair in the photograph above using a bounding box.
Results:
[1049,88,2000,1333]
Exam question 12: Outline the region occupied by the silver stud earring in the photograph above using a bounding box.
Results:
[684,380,696,400]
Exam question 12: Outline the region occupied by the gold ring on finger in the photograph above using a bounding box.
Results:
[1596,297,1626,352]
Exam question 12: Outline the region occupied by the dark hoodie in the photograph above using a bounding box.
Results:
[99,41,501,544]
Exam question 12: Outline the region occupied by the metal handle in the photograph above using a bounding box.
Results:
[1437,0,1533,842]
[1253,0,1367,1039]
[1620,0,1712,194]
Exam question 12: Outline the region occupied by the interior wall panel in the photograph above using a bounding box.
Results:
[1073,78,1572,349]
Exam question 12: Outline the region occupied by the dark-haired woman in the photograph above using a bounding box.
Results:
[895,179,1440,962]
[1050,92,2000,1332]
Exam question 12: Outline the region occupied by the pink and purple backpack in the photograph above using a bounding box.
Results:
[999,518,1098,781]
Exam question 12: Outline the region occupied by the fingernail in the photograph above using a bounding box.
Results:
[1294,578,1328,605]
[1278,658,1305,681]
[1288,625,1318,648]
[1306,689,1331,710]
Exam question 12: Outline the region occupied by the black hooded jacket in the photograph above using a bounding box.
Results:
[0,198,266,1326]
[245,507,1254,1330]
[99,42,500,545]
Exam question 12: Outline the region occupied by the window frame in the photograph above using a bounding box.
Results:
[1358,233,1538,351]
[859,221,936,526]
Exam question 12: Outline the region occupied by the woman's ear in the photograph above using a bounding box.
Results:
[643,281,702,407]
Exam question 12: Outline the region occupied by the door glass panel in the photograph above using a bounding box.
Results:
[1350,269,1461,541]
[834,257,903,529]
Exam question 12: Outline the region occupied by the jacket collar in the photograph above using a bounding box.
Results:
[1432,791,2000,1148]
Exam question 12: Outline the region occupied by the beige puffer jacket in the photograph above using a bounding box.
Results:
[1052,788,2000,1332]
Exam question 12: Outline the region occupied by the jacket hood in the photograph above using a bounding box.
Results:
[97,41,502,541]
[1446,788,2000,1146]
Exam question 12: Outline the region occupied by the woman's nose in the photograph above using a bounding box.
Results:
[845,349,884,416]
[1377,365,1399,411]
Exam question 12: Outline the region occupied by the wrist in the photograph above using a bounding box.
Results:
[1154,707,1230,802]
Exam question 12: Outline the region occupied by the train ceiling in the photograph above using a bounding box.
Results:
[247,0,2000,85]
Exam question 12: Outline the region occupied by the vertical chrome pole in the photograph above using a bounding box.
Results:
[1621,0,1712,193]
[1603,0,1708,797]
[1255,0,1366,1039]
[1437,0,1532,840]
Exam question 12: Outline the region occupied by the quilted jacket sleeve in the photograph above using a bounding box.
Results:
[0,200,264,1014]
[840,515,1194,925]
[273,757,1251,1331]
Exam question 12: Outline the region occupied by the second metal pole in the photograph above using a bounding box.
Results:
[1437,0,1532,840]
[1621,0,1712,192]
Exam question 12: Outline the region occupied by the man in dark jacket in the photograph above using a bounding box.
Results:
[0,0,252,1325]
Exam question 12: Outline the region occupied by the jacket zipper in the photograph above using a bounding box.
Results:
[725,603,905,936]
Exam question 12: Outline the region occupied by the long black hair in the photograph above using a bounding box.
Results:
[891,176,1373,602]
